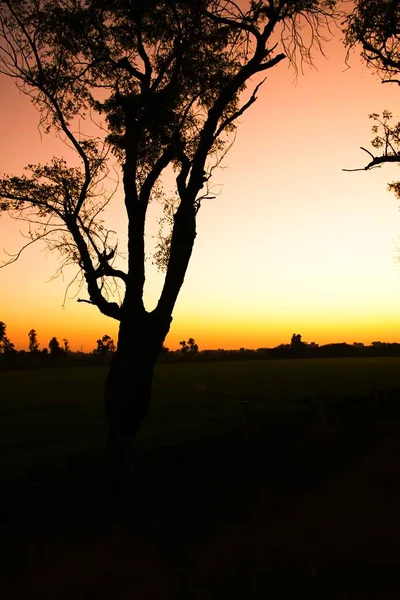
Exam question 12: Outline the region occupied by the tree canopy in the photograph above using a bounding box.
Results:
[0,0,339,320]
[345,0,400,76]
[28,328,40,352]
[344,0,400,194]
[95,334,116,354]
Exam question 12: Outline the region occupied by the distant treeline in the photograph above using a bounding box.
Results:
[170,341,400,362]
[2,332,400,369]
[160,338,400,363]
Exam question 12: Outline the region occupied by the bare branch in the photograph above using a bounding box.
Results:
[204,7,261,41]
[343,166,382,172]
[255,52,286,72]
[360,146,375,160]
[77,298,95,305]
[382,79,400,86]
[0,227,67,268]
[214,78,266,139]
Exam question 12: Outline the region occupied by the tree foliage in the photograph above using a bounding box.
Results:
[0,321,15,353]
[48,336,63,357]
[345,0,400,76]
[179,337,199,354]
[344,1,400,194]
[291,333,305,349]
[95,334,116,354]
[0,0,340,321]
[62,338,70,353]
[28,328,39,352]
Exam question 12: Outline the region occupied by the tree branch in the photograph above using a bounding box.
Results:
[0,227,66,268]
[151,38,183,93]
[214,78,266,139]
[256,53,286,72]
[77,298,94,305]
[343,146,400,171]
[1,2,93,216]
[175,145,191,199]
[116,57,146,83]
[67,218,121,320]
[362,38,400,72]
[139,146,176,206]
[204,8,261,41]
[79,222,128,284]
[382,79,400,86]
[136,21,152,87]
[0,187,64,220]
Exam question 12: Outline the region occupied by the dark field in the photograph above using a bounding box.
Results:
[3,357,400,594]
[2,357,400,476]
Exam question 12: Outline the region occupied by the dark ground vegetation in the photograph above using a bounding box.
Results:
[2,358,400,595]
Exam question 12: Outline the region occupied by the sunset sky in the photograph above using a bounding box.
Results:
[2,19,400,352]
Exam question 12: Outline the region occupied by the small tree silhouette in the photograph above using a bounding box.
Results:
[48,337,63,358]
[0,321,15,354]
[28,329,39,353]
[291,333,305,349]
[187,338,199,354]
[95,335,116,355]
[179,340,189,354]
[180,338,199,354]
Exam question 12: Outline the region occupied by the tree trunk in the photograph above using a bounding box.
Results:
[104,309,171,476]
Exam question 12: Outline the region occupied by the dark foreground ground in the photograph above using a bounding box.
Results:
[3,387,400,597]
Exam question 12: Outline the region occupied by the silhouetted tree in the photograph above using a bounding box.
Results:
[291,333,305,349]
[0,321,15,354]
[0,1,341,464]
[179,340,189,354]
[28,329,39,353]
[4,339,16,354]
[344,1,400,194]
[48,336,63,358]
[62,338,70,354]
[187,337,199,354]
[95,335,116,355]
[179,337,199,354]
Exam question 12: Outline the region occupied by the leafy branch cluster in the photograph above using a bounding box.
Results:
[344,2,400,198]
[345,0,400,77]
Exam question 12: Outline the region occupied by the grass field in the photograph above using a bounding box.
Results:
[3,357,400,588]
[2,356,400,479]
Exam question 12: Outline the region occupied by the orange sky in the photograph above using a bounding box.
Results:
[2,20,400,352]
